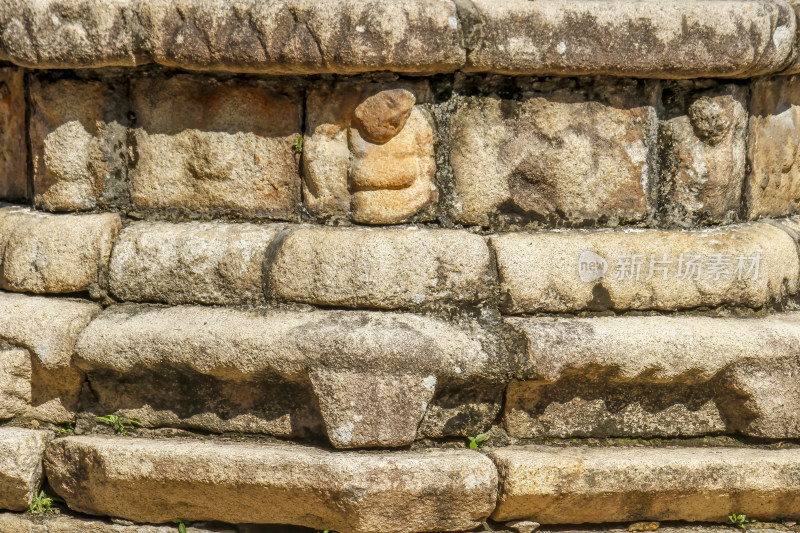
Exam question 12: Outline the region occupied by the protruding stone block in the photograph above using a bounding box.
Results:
[304,81,436,223]
[505,314,800,438]
[491,222,799,313]
[659,82,748,226]
[45,436,498,532]
[0,207,121,295]
[465,0,796,78]
[451,78,655,227]
[489,445,800,523]
[268,227,492,310]
[109,221,286,306]
[129,75,301,219]
[0,67,26,202]
[0,428,49,512]
[30,77,128,211]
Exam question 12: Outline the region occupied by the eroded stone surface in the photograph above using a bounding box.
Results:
[129,75,301,219]
[489,445,800,523]
[659,82,748,226]
[45,436,498,532]
[466,0,796,78]
[109,221,285,306]
[0,67,26,202]
[303,81,436,223]
[505,314,800,438]
[268,227,492,310]
[75,305,496,445]
[491,222,799,313]
[0,513,243,532]
[0,428,49,512]
[450,78,656,227]
[0,207,121,295]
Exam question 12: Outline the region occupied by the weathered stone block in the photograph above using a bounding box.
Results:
[505,314,800,439]
[0,207,121,295]
[465,0,796,78]
[0,0,138,68]
[489,446,800,523]
[45,436,498,532]
[30,77,127,211]
[0,513,240,532]
[659,82,748,226]
[0,291,99,422]
[0,67,26,202]
[109,221,285,306]
[491,222,799,313]
[450,78,656,227]
[304,81,436,223]
[136,0,465,75]
[0,428,49,512]
[268,227,492,310]
[129,75,301,219]
[75,305,496,446]
[746,75,800,219]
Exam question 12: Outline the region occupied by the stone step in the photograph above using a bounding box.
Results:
[44,435,498,533]
[0,427,49,512]
[489,445,800,524]
[0,0,795,79]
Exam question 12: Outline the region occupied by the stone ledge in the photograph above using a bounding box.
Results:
[489,445,800,524]
[44,436,498,533]
[0,0,796,78]
[0,427,49,512]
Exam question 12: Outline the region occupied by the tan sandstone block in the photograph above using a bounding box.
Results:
[0,67,26,201]
[129,75,301,219]
[465,0,796,78]
[45,436,498,532]
[505,313,800,439]
[303,81,436,223]
[0,428,49,512]
[109,221,285,306]
[747,75,800,219]
[489,446,800,523]
[450,79,655,227]
[0,513,235,532]
[30,77,127,212]
[491,222,799,313]
[268,227,492,310]
[0,207,121,295]
[659,82,748,226]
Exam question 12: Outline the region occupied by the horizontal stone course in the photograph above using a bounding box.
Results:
[44,436,498,533]
[0,428,49,512]
[489,445,800,523]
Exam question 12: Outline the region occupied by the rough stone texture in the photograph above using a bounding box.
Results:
[0,67,26,202]
[137,0,465,75]
[304,81,436,223]
[465,0,796,78]
[746,75,800,219]
[129,75,301,219]
[45,436,498,532]
[75,305,498,446]
[268,227,492,310]
[659,82,748,226]
[0,207,121,295]
[0,428,49,512]
[0,0,139,68]
[505,313,800,439]
[0,291,100,422]
[450,79,656,227]
[30,76,128,212]
[489,445,800,523]
[491,222,799,313]
[108,221,285,306]
[0,514,246,533]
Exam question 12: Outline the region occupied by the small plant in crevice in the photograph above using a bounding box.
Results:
[27,490,62,514]
[467,433,488,450]
[173,519,188,533]
[293,135,303,153]
[96,414,142,436]
[729,513,757,529]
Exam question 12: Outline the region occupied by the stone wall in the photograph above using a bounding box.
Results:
[4,1,800,533]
